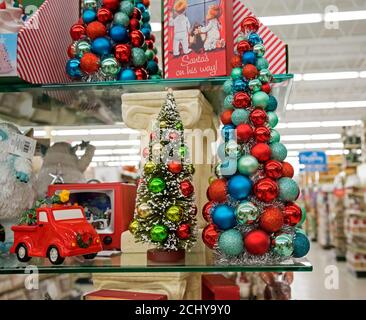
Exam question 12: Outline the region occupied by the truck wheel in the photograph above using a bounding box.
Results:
[83,253,97,260]
[16,244,32,263]
[47,246,65,265]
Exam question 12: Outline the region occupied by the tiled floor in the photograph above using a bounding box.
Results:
[292,243,366,299]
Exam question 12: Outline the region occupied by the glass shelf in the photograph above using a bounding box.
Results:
[0,251,312,275]
[0,75,293,126]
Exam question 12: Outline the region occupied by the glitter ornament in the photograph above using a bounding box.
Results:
[207,179,227,203]
[242,64,258,80]
[177,224,191,240]
[256,57,269,71]
[137,203,153,219]
[148,177,166,193]
[150,225,168,243]
[231,109,249,126]
[166,205,183,222]
[80,53,100,74]
[218,229,244,256]
[129,220,139,234]
[231,55,242,68]
[244,230,270,256]
[260,207,284,233]
[283,202,302,226]
[220,110,233,125]
[120,0,135,16]
[267,95,278,112]
[223,79,233,94]
[212,205,237,230]
[235,201,260,224]
[202,224,219,249]
[233,79,248,92]
[224,95,234,109]
[282,162,294,178]
[293,233,310,258]
[132,47,147,67]
[87,21,107,40]
[228,175,252,200]
[264,160,283,179]
[270,142,287,162]
[251,143,271,163]
[278,178,300,202]
[253,178,279,202]
[273,234,293,257]
[238,155,259,176]
[231,67,243,80]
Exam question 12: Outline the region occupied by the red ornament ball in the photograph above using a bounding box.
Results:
[177,224,191,240]
[282,162,294,178]
[86,21,107,40]
[102,0,120,11]
[244,230,270,255]
[130,30,145,47]
[283,202,302,226]
[153,56,159,64]
[255,126,271,143]
[97,8,113,24]
[202,224,219,249]
[150,34,156,42]
[250,109,267,127]
[242,64,258,80]
[202,201,214,222]
[132,7,142,20]
[231,55,242,68]
[115,44,131,63]
[191,204,198,216]
[237,124,254,143]
[260,207,284,233]
[237,40,252,55]
[130,18,141,31]
[220,110,233,125]
[135,68,148,80]
[261,83,272,94]
[181,180,194,197]
[168,161,183,174]
[207,178,227,203]
[67,43,76,58]
[146,39,154,50]
[251,143,271,163]
[265,160,283,179]
[143,0,151,7]
[80,52,100,74]
[233,92,251,108]
[241,16,260,34]
[253,178,279,202]
[70,24,86,41]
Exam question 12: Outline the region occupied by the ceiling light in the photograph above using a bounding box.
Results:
[278,120,362,129]
[150,22,162,32]
[324,10,366,22]
[285,142,343,150]
[105,161,139,167]
[33,130,47,137]
[287,101,366,110]
[281,134,341,142]
[302,72,359,81]
[77,148,140,156]
[93,155,141,162]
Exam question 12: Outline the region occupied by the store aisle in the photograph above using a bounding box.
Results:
[292,243,366,300]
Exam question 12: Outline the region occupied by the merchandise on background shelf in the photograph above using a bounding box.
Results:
[84,289,168,300]
[66,0,162,81]
[163,0,288,78]
[130,91,197,261]
[36,141,95,198]
[201,16,310,265]
[48,182,137,251]
[316,184,333,249]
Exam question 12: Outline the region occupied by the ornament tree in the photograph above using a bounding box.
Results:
[129,91,197,261]
[202,16,310,264]
[66,0,162,81]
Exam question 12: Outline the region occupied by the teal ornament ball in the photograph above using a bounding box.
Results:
[231,67,243,80]
[212,205,237,230]
[270,142,287,161]
[258,69,272,83]
[249,79,262,92]
[223,79,233,94]
[293,232,310,258]
[295,227,306,235]
[224,95,234,109]
[278,177,300,202]
[218,229,244,256]
[232,109,249,125]
[101,57,121,77]
[145,49,155,60]
[75,40,91,58]
[274,234,294,257]
[253,43,266,57]
[220,159,238,177]
[114,12,130,27]
[270,129,281,143]
[267,95,278,112]
[238,155,259,176]
[256,57,269,71]
[235,201,259,224]
[225,140,241,159]
[120,0,135,16]
[132,47,147,67]
[268,111,279,128]
[252,91,269,108]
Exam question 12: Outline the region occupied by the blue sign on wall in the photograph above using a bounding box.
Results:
[299,151,328,172]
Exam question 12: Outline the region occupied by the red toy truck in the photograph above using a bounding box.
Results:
[48,183,137,251]
[10,206,103,265]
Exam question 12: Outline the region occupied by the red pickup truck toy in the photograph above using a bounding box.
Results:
[10,205,103,265]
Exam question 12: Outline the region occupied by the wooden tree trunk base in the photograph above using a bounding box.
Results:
[147,248,186,265]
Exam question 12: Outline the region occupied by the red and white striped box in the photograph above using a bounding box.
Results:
[163,0,288,78]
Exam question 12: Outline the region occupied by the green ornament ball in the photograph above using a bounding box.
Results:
[145,49,155,61]
[153,47,158,54]
[176,122,184,130]
[75,40,91,58]
[113,12,130,27]
[132,47,147,67]
[267,111,279,128]
[273,233,294,257]
[235,201,260,224]
[252,91,269,108]
[218,229,244,256]
[150,225,169,242]
[270,142,287,161]
[150,74,162,80]
[258,69,272,83]
[231,109,249,125]
[278,177,300,202]
[231,67,243,80]
[253,43,266,57]
[148,177,166,193]
[223,79,233,95]
[298,206,307,226]
[256,57,269,71]
[120,0,135,17]
[224,95,234,109]
[179,146,188,157]
[141,42,148,51]
[84,0,97,9]
[101,57,121,77]
[248,79,262,92]
[238,155,259,176]
[270,129,281,143]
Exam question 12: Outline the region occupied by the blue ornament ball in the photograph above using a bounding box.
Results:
[224,95,234,109]
[242,51,256,65]
[248,32,263,46]
[220,159,238,177]
[228,175,252,200]
[82,9,97,24]
[256,57,269,71]
[218,229,244,256]
[132,47,147,67]
[270,142,287,161]
[66,59,82,79]
[146,60,158,74]
[91,37,112,56]
[110,25,129,43]
[267,95,278,112]
[231,109,249,126]
[141,27,151,39]
[223,79,233,94]
[136,3,146,13]
[120,0,135,17]
[278,177,300,202]
[212,205,237,230]
[141,22,152,31]
[221,124,236,141]
[293,232,310,258]
[233,79,247,92]
[119,68,136,81]
[142,10,151,23]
